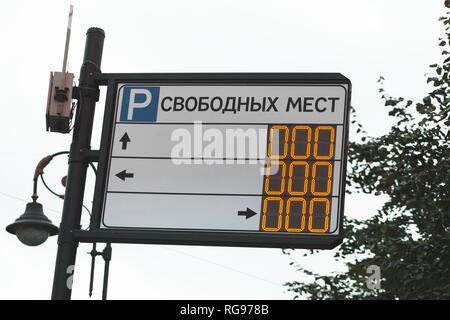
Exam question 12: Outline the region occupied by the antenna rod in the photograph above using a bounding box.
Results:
[62,5,73,74]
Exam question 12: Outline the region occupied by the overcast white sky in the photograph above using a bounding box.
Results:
[0,0,445,300]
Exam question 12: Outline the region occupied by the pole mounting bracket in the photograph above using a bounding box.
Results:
[80,149,100,163]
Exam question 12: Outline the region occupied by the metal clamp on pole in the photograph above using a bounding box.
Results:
[72,85,101,101]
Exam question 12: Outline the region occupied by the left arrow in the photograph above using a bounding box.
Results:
[119,132,131,150]
[116,170,134,181]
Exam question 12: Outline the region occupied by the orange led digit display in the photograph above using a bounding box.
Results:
[262,197,283,231]
[288,161,309,195]
[313,126,335,160]
[261,124,337,234]
[268,126,289,159]
[264,161,286,195]
[285,198,306,232]
[308,198,330,233]
[291,126,311,159]
[311,162,332,196]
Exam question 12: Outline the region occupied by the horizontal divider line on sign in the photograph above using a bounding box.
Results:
[111,156,268,160]
[114,122,345,126]
[110,156,338,161]
[106,191,340,198]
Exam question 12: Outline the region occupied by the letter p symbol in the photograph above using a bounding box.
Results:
[127,89,152,120]
[120,86,160,122]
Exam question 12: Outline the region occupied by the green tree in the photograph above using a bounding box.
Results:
[283,11,450,300]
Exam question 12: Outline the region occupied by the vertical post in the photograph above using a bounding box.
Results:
[88,243,98,297]
[51,28,105,300]
[62,5,73,75]
[102,243,112,300]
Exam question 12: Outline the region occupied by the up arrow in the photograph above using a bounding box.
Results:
[237,208,258,219]
[119,132,131,150]
[116,170,134,181]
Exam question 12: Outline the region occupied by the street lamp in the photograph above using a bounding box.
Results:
[6,200,58,246]
[6,153,67,246]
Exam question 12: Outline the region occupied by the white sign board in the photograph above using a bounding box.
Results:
[95,75,351,248]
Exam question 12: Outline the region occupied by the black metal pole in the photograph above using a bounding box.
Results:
[51,27,104,300]
[102,243,112,300]
[88,243,98,297]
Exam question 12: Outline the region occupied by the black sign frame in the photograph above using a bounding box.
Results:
[77,73,351,249]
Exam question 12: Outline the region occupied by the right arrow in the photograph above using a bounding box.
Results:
[238,208,258,219]
[119,132,131,150]
[116,170,134,181]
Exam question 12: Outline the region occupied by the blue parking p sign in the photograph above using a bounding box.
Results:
[119,86,160,122]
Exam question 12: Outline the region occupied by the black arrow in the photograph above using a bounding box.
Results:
[119,132,131,150]
[238,208,258,219]
[116,170,134,181]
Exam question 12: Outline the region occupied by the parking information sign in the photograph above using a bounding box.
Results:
[93,74,351,249]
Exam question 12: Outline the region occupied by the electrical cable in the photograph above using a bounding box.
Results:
[2,151,284,290]
[34,150,97,230]
[0,190,90,225]
[40,174,62,199]
[0,190,283,290]
[158,245,281,287]
[39,171,94,230]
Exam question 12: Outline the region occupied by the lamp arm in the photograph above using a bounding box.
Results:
[31,152,70,202]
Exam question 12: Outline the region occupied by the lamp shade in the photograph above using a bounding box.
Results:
[6,201,59,246]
